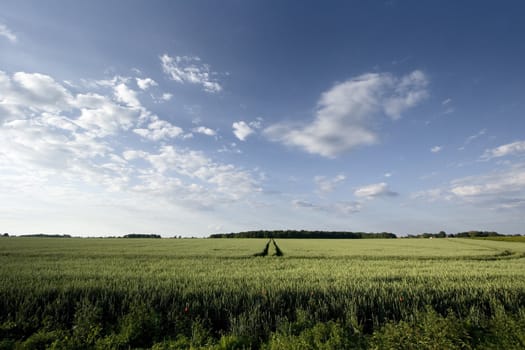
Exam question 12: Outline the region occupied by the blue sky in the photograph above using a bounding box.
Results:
[1,1,524,236]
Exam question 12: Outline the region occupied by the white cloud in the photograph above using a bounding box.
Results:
[75,94,141,137]
[136,77,157,90]
[160,54,222,93]
[114,83,141,108]
[482,140,525,159]
[133,116,183,141]
[0,72,140,139]
[442,98,452,105]
[193,126,216,136]
[450,168,525,199]
[314,174,345,194]
[430,145,442,153]
[384,172,392,178]
[354,182,398,198]
[0,23,16,43]
[232,121,254,141]
[0,71,74,119]
[265,70,428,157]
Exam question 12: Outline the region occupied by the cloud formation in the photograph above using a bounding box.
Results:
[0,69,258,211]
[265,70,428,157]
[160,54,222,93]
[431,146,442,153]
[0,23,16,43]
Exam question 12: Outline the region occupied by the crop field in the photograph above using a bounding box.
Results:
[1,237,525,349]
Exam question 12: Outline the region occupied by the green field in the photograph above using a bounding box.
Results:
[1,237,525,349]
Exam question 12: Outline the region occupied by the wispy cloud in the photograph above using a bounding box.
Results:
[265,70,428,157]
[0,23,16,43]
[482,140,525,160]
[314,174,345,194]
[413,162,525,210]
[354,182,398,198]
[160,54,222,93]
[161,93,173,101]
[292,199,361,216]
[459,129,486,150]
[431,145,442,153]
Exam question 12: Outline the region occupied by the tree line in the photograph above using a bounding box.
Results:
[406,231,510,239]
[209,230,397,239]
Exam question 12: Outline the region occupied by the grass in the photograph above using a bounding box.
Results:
[1,237,525,348]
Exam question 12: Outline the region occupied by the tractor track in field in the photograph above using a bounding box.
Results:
[254,239,284,257]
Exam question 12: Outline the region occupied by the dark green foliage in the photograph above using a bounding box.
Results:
[210,230,397,239]
[264,320,352,350]
[370,307,471,349]
[3,286,525,349]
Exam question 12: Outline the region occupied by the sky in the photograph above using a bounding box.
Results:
[1,1,524,237]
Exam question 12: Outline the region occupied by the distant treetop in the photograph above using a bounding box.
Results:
[123,234,161,239]
[19,234,72,238]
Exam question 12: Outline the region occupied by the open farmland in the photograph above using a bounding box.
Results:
[1,237,525,349]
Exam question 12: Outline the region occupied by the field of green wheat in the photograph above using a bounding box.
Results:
[1,237,524,349]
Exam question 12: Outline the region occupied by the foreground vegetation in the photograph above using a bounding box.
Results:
[1,237,525,349]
